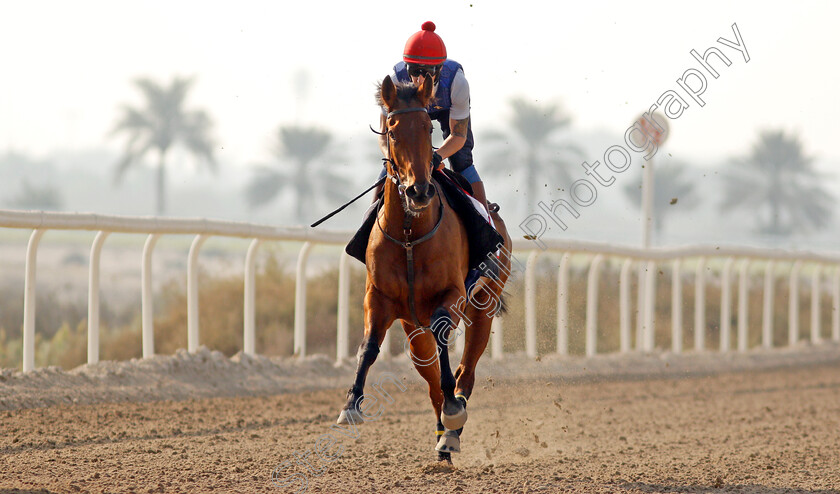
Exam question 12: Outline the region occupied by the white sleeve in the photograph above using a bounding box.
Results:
[448,69,470,121]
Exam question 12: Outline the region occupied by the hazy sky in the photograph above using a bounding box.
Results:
[2,0,839,172]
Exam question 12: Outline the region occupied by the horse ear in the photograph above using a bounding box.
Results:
[380,76,397,111]
[417,74,434,107]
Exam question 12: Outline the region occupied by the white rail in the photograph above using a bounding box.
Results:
[2,210,347,372]
[2,209,839,372]
[512,238,840,358]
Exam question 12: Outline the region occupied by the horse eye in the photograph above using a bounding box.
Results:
[388,131,395,140]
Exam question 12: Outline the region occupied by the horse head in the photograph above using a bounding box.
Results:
[379,74,436,211]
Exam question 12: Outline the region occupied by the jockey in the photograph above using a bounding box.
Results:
[376,21,491,214]
[350,21,501,283]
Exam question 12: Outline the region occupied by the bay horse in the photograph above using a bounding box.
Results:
[336,74,513,462]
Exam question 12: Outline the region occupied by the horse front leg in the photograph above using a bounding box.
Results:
[402,321,443,417]
[336,288,395,425]
[401,321,454,460]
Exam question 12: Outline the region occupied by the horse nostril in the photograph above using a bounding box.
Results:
[406,183,432,203]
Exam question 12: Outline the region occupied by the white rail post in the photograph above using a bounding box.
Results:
[454,319,465,356]
[524,250,540,358]
[243,238,262,356]
[141,234,160,359]
[87,231,110,365]
[671,259,683,354]
[833,266,840,342]
[636,263,646,350]
[619,258,633,353]
[642,155,655,249]
[294,242,314,357]
[810,265,822,344]
[737,259,750,352]
[762,261,775,349]
[585,255,604,357]
[557,252,570,355]
[381,322,394,359]
[789,260,803,346]
[22,229,46,372]
[491,315,504,360]
[643,260,656,351]
[694,257,706,351]
[720,257,735,352]
[187,234,208,353]
[336,251,351,363]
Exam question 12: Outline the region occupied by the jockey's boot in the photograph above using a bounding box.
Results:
[470,181,490,215]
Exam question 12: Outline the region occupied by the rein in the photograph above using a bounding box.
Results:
[311,107,432,228]
[377,106,443,328]
[310,176,385,228]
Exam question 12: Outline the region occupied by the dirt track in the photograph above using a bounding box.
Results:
[2,358,839,493]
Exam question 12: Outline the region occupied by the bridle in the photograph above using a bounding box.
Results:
[376,106,444,329]
[379,107,437,202]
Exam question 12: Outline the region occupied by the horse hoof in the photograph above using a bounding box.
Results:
[440,406,467,430]
[336,408,364,425]
[435,430,461,453]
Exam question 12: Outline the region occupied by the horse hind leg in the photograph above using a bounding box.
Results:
[403,298,466,459]
[455,215,512,401]
[453,278,500,402]
[439,277,504,453]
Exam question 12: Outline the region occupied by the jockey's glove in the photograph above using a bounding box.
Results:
[432,151,444,171]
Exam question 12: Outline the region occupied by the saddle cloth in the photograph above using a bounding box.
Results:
[345,168,504,272]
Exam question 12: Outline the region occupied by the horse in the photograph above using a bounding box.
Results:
[336,74,513,463]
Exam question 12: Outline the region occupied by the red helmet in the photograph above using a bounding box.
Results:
[403,21,447,65]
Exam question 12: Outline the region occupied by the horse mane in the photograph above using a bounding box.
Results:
[375,79,436,107]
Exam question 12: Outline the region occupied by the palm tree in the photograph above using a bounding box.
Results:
[623,160,699,238]
[112,76,216,215]
[483,97,583,214]
[244,125,344,224]
[721,130,833,236]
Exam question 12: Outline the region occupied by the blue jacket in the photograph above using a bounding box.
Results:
[393,59,474,173]
[394,59,463,119]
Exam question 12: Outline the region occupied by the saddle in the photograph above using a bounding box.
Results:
[345,169,504,282]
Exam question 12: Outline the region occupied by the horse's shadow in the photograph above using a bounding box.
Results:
[618,482,839,493]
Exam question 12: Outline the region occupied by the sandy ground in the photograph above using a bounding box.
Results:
[1,346,839,493]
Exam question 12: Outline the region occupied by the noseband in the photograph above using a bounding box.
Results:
[377,105,444,329]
